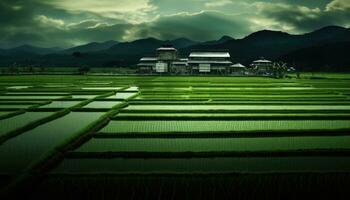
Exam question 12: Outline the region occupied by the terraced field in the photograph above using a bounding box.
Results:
[0,74,350,198]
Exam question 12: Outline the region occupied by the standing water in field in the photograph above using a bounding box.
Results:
[0,112,105,174]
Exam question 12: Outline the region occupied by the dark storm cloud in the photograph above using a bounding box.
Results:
[0,0,349,48]
[0,0,133,47]
[134,11,250,41]
[255,0,350,33]
[0,0,247,47]
[0,0,50,47]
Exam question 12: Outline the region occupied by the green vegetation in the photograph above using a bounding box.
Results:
[40,101,82,109]
[71,95,100,99]
[0,112,53,137]
[53,157,350,174]
[0,96,68,100]
[0,74,350,196]
[29,173,350,199]
[100,120,350,134]
[0,111,12,117]
[83,101,123,109]
[106,93,138,99]
[81,87,122,91]
[124,105,350,111]
[0,112,104,174]
[76,136,350,153]
[0,105,35,109]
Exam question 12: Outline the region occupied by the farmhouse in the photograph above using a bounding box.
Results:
[137,45,232,74]
[188,51,232,74]
[137,45,284,76]
[137,45,187,74]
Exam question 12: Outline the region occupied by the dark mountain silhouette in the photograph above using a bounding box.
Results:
[302,26,348,42]
[0,26,349,70]
[180,26,350,67]
[63,40,119,54]
[107,37,164,56]
[169,38,199,48]
[197,35,234,46]
[218,35,234,43]
[280,41,350,71]
[0,45,61,56]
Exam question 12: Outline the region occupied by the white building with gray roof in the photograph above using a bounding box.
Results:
[137,46,232,74]
[188,51,232,74]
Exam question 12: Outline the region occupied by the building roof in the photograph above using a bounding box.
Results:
[140,57,157,61]
[231,63,246,68]
[188,60,232,64]
[137,62,155,67]
[189,52,230,58]
[157,47,177,51]
[172,61,188,65]
[253,59,272,63]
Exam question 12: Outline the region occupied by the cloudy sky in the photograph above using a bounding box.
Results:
[1,0,349,48]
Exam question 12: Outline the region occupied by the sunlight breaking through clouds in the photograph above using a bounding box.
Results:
[45,0,156,13]
[0,0,349,48]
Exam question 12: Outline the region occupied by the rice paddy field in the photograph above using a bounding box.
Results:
[0,74,350,198]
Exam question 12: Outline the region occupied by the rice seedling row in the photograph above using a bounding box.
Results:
[74,136,350,153]
[39,101,83,109]
[100,120,350,134]
[128,100,350,105]
[52,156,350,174]
[83,101,123,109]
[123,105,350,111]
[114,112,350,120]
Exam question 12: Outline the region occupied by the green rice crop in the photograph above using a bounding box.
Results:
[40,101,82,108]
[0,96,67,100]
[83,82,112,85]
[106,93,137,99]
[0,111,12,118]
[0,112,104,174]
[0,112,53,137]
[76,136,350,153]
[138,94,343,98]
[81,87,122,91]
[124,87,139,92]
[128,100,350,105]
[135,96,348,101]
[6,86,31,90]
[5,92,70,95]
[142,90,333,95]
[42,85,73,88]
[0,104,36,109]
[0,101,50,104]
[100,120,350,134]
[115,112,350,119]
[71,95,100,99]
[52,157,350,174]
[0,74,350,178]
[191,87,313,91]
[83,101,123,109]
[124,105,350,111]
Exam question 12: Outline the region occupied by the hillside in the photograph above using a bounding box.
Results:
[0,26,349,70]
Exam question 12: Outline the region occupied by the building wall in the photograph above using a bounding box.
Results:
[139,49,235,74]
[158,51,177,61]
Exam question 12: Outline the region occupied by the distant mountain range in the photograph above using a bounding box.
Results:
[0,25,350,71]
[63,40,119,54]
[0,45,62,55]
